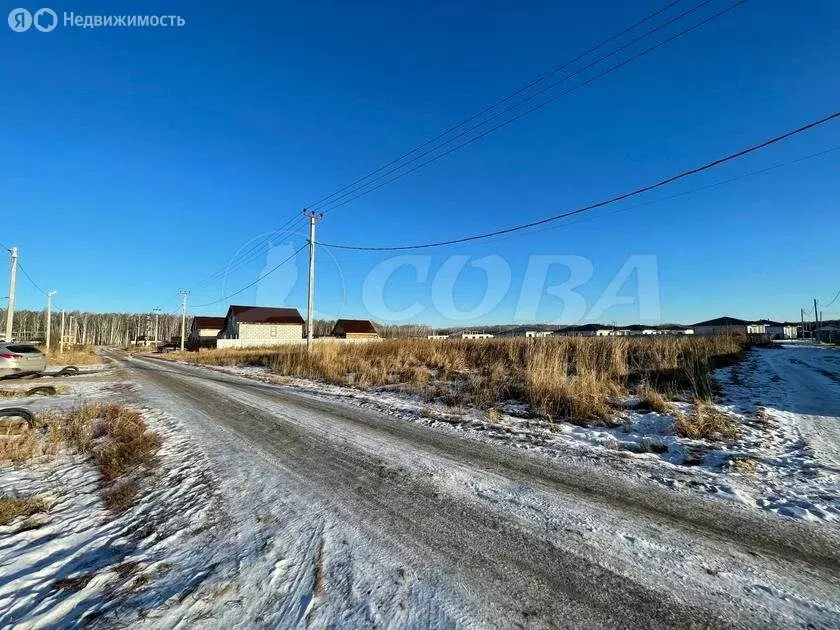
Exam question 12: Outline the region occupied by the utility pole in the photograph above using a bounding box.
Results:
[180,290,189,351]
[303,209,322,351]
[4,246,18,341]
[814,298,820,343]
[45,291,56,353]
[153,307,161,343]
[59,309,66,354]
[801,308,806,340]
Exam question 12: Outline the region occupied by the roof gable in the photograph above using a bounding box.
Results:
[192,316,225,330]
[332,319,377,334]
[225,305,305,325]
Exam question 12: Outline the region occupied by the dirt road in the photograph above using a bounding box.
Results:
[113,352,840,629]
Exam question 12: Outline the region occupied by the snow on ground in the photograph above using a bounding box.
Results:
[1,363,463,627]
[194,344,840,525]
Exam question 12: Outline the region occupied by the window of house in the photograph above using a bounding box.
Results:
[270,326,277,337]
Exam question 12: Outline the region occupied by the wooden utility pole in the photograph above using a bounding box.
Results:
[4,246,18,341]
[180,290,189,351]
[814,298,820,343]
[45,291,56,353]
[303,209,322,351]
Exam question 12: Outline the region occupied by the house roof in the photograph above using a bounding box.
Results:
[225,305,305,325]
[192,316,225,329]
[332,319,377,334]
[692,316,757,327]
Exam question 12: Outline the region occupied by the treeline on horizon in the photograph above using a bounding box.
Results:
[0,309,433,345]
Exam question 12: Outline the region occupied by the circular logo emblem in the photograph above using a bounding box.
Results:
[8,8,32,32]
[33,8,57,32]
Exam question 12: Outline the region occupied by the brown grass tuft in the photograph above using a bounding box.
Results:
[636,385,670,414]
[674,401,740,441]
[47,345,103,366]
[101,481,139,513]
[0,494,48,525]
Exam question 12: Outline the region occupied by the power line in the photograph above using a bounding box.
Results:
[317,110,840,251]
[823,288,840,309]
[16,262,48,296]
[307,0,687,210]
[190,213,306,289]
[316,0,745,214]
[191,243,307,308]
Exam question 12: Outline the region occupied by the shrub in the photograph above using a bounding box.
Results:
[0,494,48,525]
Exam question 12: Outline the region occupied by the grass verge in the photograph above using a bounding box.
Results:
[0,494,48,525]
[167,334,750,424]
[0,404,161,514]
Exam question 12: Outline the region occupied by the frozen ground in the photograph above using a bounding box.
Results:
[1,347,839,627]
[196,344,840,525]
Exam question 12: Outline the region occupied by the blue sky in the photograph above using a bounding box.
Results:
[1,0,839,326]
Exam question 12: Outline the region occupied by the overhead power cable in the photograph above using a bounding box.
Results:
[191,213,306,289]
[16,262,48,296]
[191,243,307,309]
[317,110,840,251]
[823,288,840,309]
[316,0,726,214]
[306,0,687,211]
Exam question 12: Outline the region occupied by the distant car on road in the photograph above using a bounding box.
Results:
[0,342,47,378]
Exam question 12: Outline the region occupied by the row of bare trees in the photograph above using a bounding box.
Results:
[0,309,184,347]
[1,309,433,347]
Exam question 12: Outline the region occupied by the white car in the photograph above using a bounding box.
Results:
[0,342,47,378]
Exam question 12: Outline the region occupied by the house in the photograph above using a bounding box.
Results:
[427,334,449,340]
[496,328,553,338]
[331,319,379,339]
[553,324,616,337]
[759,320,798,340]
[460,332,494,340]
[217,305,305,348]
[188,316,225,349]
[692,317,766,336]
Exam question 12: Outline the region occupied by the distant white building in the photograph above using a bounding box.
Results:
[427,334,449,340]
[760,321,798,340]
[460,332,494,340]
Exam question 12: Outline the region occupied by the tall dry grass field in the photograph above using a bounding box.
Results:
[169,334,749,422]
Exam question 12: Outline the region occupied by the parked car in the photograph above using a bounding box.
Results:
[0,342,47,378]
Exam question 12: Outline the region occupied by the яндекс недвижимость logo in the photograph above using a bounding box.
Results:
[7,7,57,32]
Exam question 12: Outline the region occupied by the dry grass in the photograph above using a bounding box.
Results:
[0,494,48,525]
[168,335,749,424]
[102,481,139,512]
[674,401,740,441]
[635,385,670,414]
[47,345,103,366]
[0,404,161,514]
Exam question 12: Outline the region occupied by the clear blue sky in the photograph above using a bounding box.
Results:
[2,0,839,326]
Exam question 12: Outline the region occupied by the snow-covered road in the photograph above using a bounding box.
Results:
[751,345,840,468]
[107,352,840,629]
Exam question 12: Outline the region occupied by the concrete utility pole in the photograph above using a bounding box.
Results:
[180,290,189,351]
[814,298,820,343]
[303,209,322,351]
[45,291,56,353]
[59,309,66,354]
[4,246,18,341]
[153,307,161,343]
